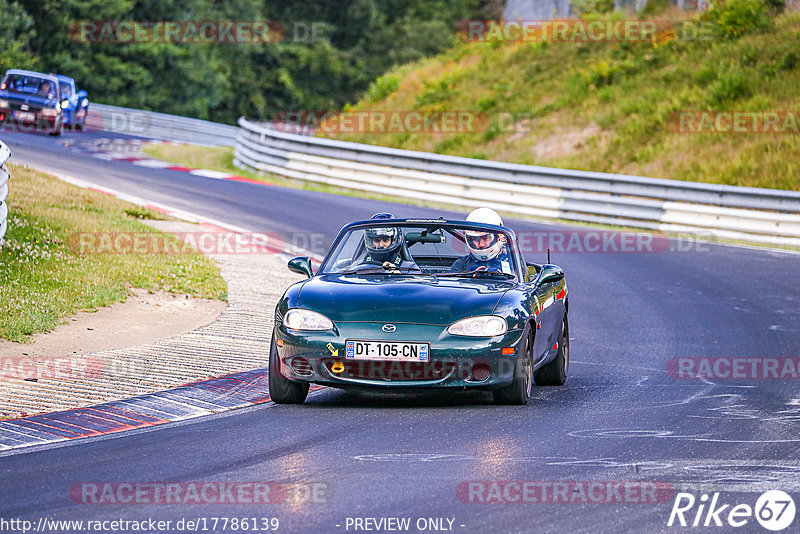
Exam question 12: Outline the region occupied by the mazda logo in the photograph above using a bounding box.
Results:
[382,324,396,333]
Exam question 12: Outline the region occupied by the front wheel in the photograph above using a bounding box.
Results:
[493,329,533,405]
[49,121,63,136]
[268,332,309,404]
[534,313,569,386]
[77,108,88,131]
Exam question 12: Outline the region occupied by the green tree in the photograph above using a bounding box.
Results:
[4,0,495,122]
[0,0,38,72]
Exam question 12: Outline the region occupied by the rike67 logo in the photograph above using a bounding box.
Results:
[668,490,796,531]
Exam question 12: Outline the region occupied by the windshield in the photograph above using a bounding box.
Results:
[0,74,56,99]
[321,223,519,280]
[59,82,72,98]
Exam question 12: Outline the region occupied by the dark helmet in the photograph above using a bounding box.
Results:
[364,213,403,262]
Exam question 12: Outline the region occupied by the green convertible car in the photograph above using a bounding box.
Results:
[268,216,569,405]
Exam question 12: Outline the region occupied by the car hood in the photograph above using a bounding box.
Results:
[297,275,513,325]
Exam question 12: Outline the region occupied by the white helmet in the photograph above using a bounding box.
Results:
[464,208,504,261]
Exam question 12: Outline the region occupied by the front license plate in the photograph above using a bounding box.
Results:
[14,111,36,122]
[345,340,429,362]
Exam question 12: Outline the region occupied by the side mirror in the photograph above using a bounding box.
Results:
[288,256,313,278]
[77,90,88,98]
[538,264,564,284]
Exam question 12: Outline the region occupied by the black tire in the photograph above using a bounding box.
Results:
[268,332,309,404]
[534,313,569,386]
[493,329,534,405]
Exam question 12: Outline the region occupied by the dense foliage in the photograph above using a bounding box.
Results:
[1,0,500,123]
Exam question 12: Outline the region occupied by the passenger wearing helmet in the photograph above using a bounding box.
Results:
[450,208,513,274]
[355,213,419,270]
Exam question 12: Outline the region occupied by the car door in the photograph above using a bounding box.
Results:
[532,274,559,361]
[520,253,557,363]
[547,276,567,350]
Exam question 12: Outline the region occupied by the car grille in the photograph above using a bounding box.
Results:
[326,360,456,381]
[4,99,44,112]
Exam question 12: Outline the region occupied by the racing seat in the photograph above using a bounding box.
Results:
[399,238,414,263]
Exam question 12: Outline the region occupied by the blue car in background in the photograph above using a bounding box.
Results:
[56,74,89,131]
[0,69,64,136]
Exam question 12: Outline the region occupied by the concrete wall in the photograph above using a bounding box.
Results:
[504,0,573,20]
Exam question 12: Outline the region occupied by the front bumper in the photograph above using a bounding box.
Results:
[275,322,525,390]
[0,108,61,131]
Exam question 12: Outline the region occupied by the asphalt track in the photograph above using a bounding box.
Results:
[1,128,800,533]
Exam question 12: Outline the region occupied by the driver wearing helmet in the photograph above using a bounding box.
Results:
[356,213,419,270]
[450,208,513,274]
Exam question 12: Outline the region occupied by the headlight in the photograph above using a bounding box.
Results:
[447,315,507,337]
[61,100,70,109]
[284,309,333,331]
[41,107,59,117]
[0,100,8,108]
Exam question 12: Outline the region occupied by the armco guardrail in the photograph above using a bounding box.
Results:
[88,104,238,146]
[234,117,800,247]
[0,140,11,244]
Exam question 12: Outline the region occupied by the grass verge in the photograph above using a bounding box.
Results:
[321,4,800,191]
[0,164,227,342]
